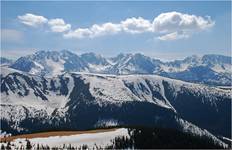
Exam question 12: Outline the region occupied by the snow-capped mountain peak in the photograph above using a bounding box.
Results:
[6,50,232,86]
[10,50,88,76]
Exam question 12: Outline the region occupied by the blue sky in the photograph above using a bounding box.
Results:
[1,1,231,60]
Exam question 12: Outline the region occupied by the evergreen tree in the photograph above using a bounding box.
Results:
[25,139,32,149]
[36,144,39,150]
[1,144,5,150]
[6,142,11,150]
[81,144,88,150]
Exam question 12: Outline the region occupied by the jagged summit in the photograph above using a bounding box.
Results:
[4,50,231,86]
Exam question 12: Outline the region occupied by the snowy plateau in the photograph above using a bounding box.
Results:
[1,128,129,149]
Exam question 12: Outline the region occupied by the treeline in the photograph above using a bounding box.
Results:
[127,127,225,149]
[0,126,227,149]
[1,140,105,150]
[106,126,226,149]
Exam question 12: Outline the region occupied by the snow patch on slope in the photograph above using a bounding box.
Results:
[45,59,65,76]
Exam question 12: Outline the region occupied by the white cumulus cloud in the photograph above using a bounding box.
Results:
[18,13,48,27]
[153,11,215,39]
[64,28,93,39]
[48,18,71,32]
[158,31,189,41]
[64,22,121,38]
[18,12,215,41]
[121,17,153,33]
[91,23,122,37]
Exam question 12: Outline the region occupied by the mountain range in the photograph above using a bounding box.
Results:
[0,66,231,147]
[0,50,231,148]
[1,50,231,86]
